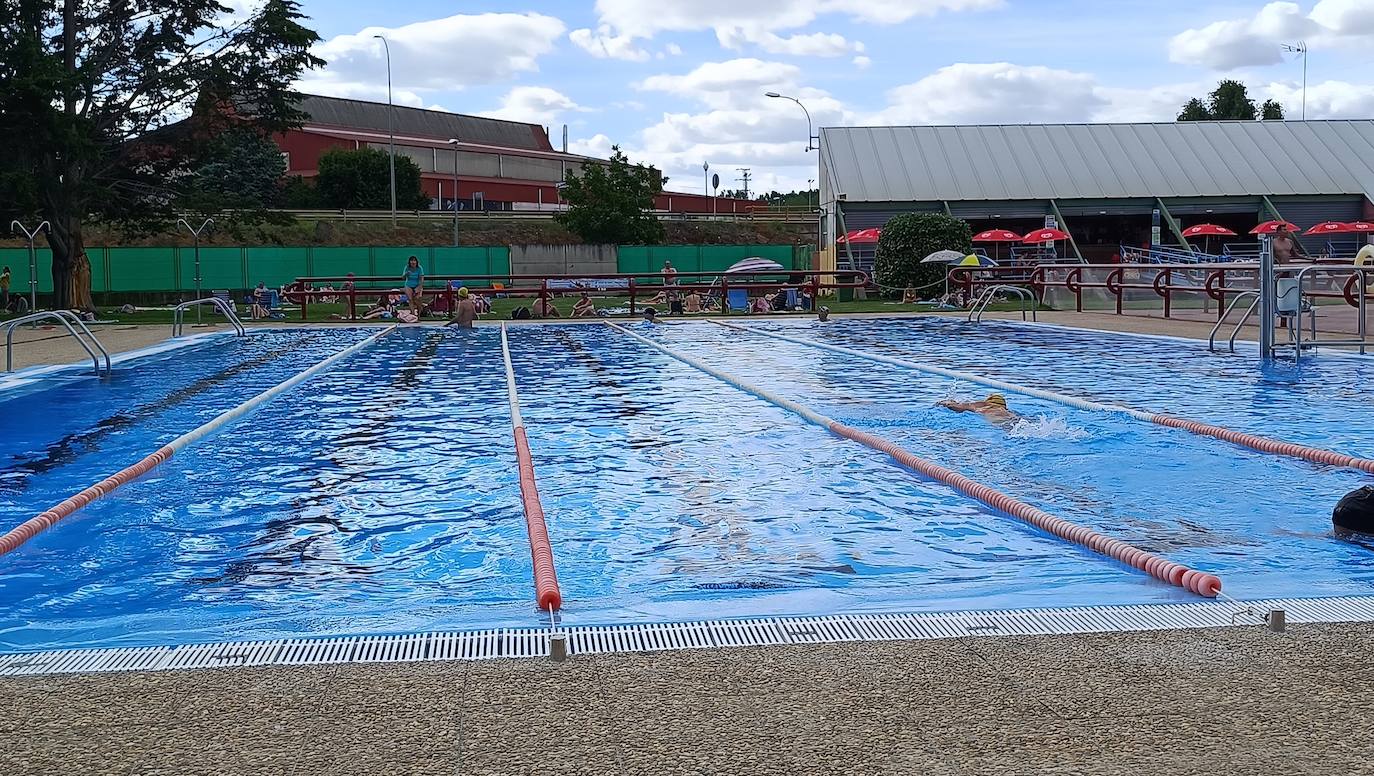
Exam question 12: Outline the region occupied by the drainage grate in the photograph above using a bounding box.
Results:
[4,596,1372,677]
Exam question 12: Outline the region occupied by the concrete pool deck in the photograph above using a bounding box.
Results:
[2,622,1371,775]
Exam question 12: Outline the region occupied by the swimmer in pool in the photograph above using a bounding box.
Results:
[938,393,1020,428]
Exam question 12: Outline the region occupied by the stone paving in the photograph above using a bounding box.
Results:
[2,623,1371,775]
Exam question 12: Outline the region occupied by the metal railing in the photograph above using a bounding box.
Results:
[1207,291,1260,353]
[967,285,1037,323]
[1289,265,1369,359]
[276,207,811,224]
[171,297,246,338]
[3,311,111,375]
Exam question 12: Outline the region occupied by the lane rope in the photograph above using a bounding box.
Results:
[712,321,1374,476]
[0,326,397,557]
[607,322,1221,598]
[501,323,563,611]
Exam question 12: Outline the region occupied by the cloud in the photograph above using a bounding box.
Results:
[1262,78,1374,117]
[1311,0,1374,34]
[309,12,565,96]
[852,55,872,69]
[570,0,998,59]
[870,63,1106,125]
[636,59,803,108]
[1168,0,1374,71]
[482,87,588,125]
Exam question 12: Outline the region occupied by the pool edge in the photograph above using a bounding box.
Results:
[4,595,1371,676]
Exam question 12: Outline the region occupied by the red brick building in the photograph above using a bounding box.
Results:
[275,94,748,214]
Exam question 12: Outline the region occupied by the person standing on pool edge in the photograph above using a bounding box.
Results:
[401,256,425,314]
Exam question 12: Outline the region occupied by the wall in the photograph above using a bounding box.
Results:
[0,243,807,294]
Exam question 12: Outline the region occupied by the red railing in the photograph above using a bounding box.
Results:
[285,269,867,321]
[950,262,1363,320]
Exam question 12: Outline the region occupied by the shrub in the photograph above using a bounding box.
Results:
[872,212,972,294]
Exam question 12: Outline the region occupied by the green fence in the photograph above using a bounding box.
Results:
[0,243,808,294]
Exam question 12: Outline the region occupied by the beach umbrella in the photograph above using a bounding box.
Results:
[1022,228,1071,243]
[920,249,969,264]
[1250,220,1300,234]
[972,229,1022,242]
[725,257,786,273]
[957,254,998,267]
[1182,223,1237,256]
[1345,220,1374,232]
[1304,221,1350,236]
[837,228,882,244]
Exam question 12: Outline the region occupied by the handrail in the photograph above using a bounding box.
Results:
[172,297,246,337]
[3,311,111,375]
[1289,265,1370,359]
[967,285,1037,323]
[1207,291,1260,353]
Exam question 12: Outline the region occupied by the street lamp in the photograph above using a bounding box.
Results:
[1281,41,1307,120]
[373,34,397,226]
[447,138,460,246]
[765,91,819,151]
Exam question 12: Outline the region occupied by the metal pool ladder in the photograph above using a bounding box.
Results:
[3,311,112,375]
[967,285,1037,323]
[1208,291,1260,353]
[171,297,246,338]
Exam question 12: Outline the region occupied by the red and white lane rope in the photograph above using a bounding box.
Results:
[500,324,563,612]
[713,321,1374,476]
[609,322,1222,597]
[0,326,397,557]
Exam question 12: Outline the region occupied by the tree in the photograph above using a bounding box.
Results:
[315,148,428,211]
[556,146,664,245]
[1177,80,1283,121]
[0,1,321,310]
[180,129,288,212]
[872,213,972,293]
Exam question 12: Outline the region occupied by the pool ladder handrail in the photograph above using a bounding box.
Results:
[3,310,112,375]
[171,297,246,338]
[1287,265,1368,361]
[967,285,1038,323]
[1207,290,1261,353]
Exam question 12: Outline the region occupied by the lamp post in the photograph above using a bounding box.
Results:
[373,34,397,226]
[447,138,460,246]
[10,220,48,313]
[764,92,819,151]
[177,218,214,324]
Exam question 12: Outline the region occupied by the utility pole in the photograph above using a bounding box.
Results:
[736,168,752,200]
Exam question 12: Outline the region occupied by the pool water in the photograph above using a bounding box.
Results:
[1,319,1372,651]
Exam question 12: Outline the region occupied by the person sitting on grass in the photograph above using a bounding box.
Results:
[750,296,772,314]
[250,282,270,319]
[571,292,596,318]
[532,296,560,318]
[684,290,702,314]
[937,394,1021,429]
[361,296,395,320]
[902,287,918,304]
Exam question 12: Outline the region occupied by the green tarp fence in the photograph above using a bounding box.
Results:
[0,244,809,293]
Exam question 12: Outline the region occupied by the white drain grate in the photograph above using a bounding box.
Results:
[4,596,1372,677]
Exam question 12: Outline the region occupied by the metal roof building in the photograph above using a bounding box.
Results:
[819,120,1374,262]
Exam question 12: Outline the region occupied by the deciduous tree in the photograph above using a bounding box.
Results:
[556,147,664,245]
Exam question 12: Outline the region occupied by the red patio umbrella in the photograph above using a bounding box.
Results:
[972,229,1022,242]
[1181,223,1237,256]
[837,228,882,244]
[1304,221,1350,236]
[1250,220,1300,234]
[1345,220,1374,232]
[1022,228,1070,242]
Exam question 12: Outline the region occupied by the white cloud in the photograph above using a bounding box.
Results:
[1311,0,1374,34]
[309,12,565,96]
[1262,78,1374,117]
[1168,0,1374,71]
[666,43,684,56]
[569,25,650,61]
[870,63,1106,125]
[852,55,872,69]
[570,0,997,59]
[637,59,803,108]
[482,87,588,125]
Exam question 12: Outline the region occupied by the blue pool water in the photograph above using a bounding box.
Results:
[2,319,1373,651]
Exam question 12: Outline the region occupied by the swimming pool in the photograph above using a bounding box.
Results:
[2,319,1372,652]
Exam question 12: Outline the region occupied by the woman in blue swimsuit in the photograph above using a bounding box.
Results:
[401,256,425,313]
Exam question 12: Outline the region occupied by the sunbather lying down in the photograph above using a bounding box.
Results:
[937,393,1020,428]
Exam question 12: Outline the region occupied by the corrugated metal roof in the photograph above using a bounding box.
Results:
[293,93,552,151]
[820,121,1374,202]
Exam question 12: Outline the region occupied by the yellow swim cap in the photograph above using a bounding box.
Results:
[458,286,470,298]
[985,394,1007,408]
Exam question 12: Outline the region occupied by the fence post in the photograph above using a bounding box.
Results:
[349,285,357,321]
[629,278,637,315]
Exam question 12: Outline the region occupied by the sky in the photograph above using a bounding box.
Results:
[265,0,1374,196]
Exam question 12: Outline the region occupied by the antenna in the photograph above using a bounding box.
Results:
[1280,41,1307,120]
[736,167,752,199]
